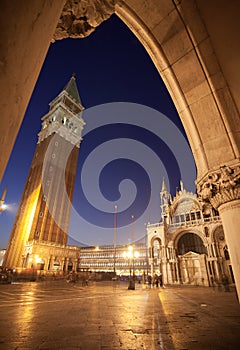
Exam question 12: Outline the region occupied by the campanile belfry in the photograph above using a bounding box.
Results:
[4,76,85,269]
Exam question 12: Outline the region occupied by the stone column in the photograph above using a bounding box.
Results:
[175,262,180,284]
[212,243,217,258]
[167,262,172,284]
[213,260,220,281]
[198,164,240,301]
[49,256,55,272]
[65,258,69,273]
[149,258,154,278]
[45,257,50,271]
[60,258,65,272]
[206,244,211,257]
[72,259,78,272]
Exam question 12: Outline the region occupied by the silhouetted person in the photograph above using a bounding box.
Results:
[159,273,163,287]
[222,274,230,292]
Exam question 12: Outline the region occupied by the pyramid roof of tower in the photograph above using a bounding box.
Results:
[63,74,82,104]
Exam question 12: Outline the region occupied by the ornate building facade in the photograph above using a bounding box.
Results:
[3,76,85,269]
[147,180,233,287]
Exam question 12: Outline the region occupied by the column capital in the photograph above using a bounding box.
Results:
[197,164,240,209]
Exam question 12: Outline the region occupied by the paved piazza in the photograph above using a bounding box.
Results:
[0,281,240,349]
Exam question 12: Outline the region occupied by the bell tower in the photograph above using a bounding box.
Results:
[4,75,85,269]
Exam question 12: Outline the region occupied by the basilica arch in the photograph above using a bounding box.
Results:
[1,0,240,299]
[174,229,207,255]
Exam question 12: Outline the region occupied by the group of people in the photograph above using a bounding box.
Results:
[66,271,89,286]
[210,274,231,292]
[146,273,163,288]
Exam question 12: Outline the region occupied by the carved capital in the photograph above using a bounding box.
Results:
[197,164,240,209]
[53,0,119,40]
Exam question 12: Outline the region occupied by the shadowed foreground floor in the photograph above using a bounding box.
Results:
[0,281,240,349]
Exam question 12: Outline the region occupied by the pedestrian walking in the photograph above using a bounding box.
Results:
[159,273,163,287]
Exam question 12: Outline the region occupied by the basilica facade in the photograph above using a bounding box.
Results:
[147,180,233,287]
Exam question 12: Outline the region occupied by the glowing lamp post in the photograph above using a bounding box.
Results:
[0,188,7,214]
[123,245,139,290]
[0,203,7,214]
[113,205,117,274]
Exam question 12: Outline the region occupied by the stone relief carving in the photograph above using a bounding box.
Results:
[197,165,240,209]
[53,0,119,41]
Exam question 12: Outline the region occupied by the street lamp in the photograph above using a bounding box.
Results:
[0,203,7,214]
[113,205,117,274]
[0,187,7,214]
[123,245,139,290]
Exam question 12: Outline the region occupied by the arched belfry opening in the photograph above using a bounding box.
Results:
[1,0,240,300]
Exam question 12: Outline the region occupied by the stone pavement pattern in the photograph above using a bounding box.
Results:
[0,281,240,349]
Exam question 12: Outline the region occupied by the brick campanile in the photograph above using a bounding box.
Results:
[4,76,85,269]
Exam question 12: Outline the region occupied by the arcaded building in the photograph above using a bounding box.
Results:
[147,180,233,287]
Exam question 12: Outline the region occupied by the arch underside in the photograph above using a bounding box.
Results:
[115,1,240,182]
[53,0,240,182]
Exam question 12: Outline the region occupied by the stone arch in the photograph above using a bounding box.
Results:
[116,1,240,180]
[150,236,162,247]
[2,1,240,182]
[53,0,240,177]
[1,0,240,299]
[174,229,207,248]
[150,236,162,259]
[174,229,207,255]
[212,224,225,242]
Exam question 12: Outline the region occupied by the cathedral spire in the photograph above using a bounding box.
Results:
[180,180,184,192]
[161,178,167,192]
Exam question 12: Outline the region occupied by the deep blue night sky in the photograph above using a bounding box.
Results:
[0,15,196,249]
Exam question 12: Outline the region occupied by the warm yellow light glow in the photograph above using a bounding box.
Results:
[0,203,7,211]
[123,246,139,259]
[7,185,41,267]
[21,185,41,243]
[34,254,42,264]
[134,251,140,258]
